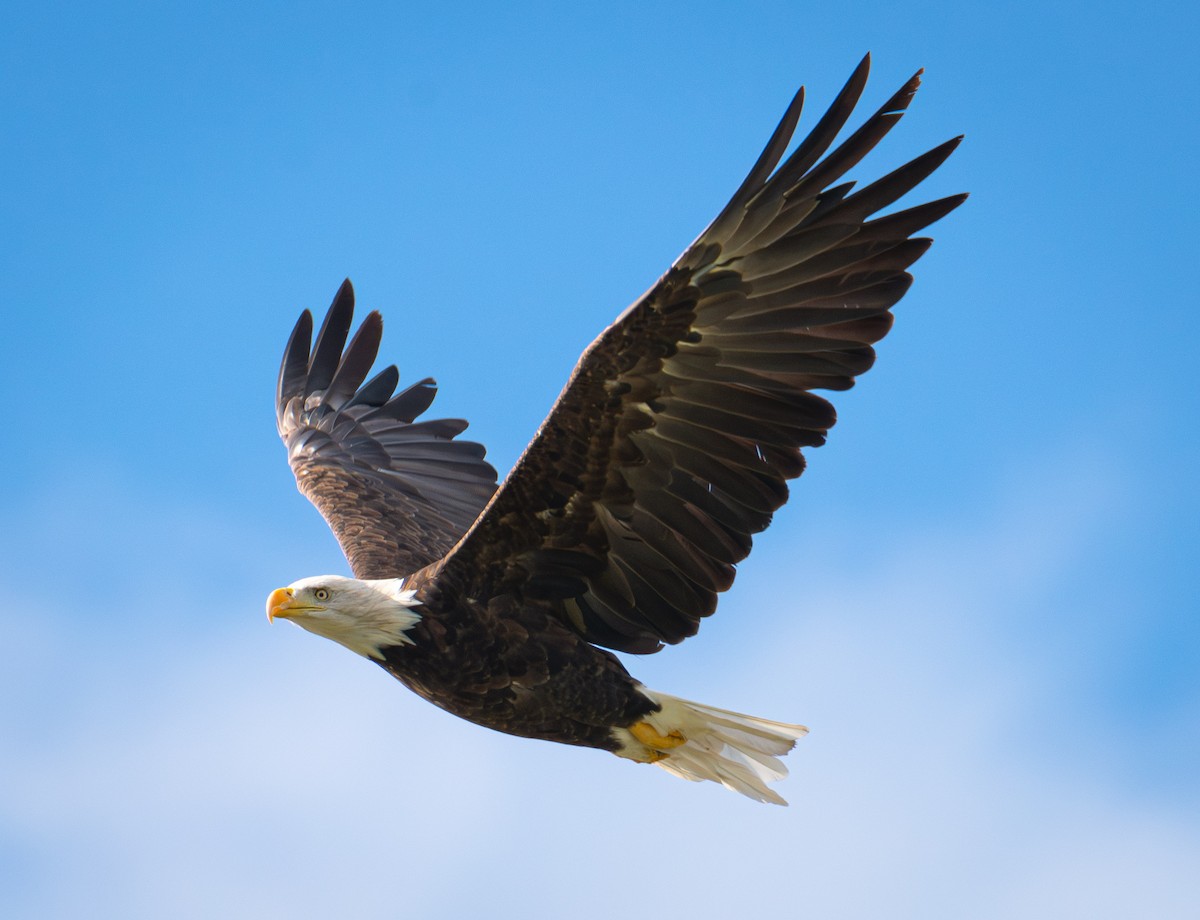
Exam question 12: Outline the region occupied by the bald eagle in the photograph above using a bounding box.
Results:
[267,56,963,805]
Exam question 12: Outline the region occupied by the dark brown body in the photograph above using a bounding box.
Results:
[376,579,657,751]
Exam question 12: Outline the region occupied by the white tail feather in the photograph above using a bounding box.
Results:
[616,688,808,805]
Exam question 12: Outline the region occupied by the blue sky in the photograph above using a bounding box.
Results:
[2,1,1197,916]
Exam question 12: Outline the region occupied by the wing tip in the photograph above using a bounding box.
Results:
[276,308,316,413]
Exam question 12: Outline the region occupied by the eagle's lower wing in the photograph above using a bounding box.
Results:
[432,56,965,654]
[276,281,498,578]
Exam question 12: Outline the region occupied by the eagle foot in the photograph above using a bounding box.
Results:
[629,721,687,753]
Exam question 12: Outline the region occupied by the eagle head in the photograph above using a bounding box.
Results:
[266,575,422,660]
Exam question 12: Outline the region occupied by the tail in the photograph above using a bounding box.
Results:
[614,688,808,805]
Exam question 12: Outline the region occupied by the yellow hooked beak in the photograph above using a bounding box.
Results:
[267,586,297,623]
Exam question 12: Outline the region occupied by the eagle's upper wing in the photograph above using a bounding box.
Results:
[431,57,966,653]
[276,280,498,578]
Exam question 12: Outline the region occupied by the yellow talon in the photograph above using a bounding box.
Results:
[629,721,687,751]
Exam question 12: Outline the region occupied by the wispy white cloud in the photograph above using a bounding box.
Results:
[2,443,1196,918]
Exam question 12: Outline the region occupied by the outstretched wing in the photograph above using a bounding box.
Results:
[432,56,965,654]
[277,280,499,578]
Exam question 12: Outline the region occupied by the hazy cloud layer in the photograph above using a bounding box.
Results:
[3,445,1196,918]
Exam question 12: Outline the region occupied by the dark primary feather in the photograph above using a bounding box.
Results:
[276,280,499,578]
[428,55,965,654]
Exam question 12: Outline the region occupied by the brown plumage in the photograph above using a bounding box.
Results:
[270,56,965,804]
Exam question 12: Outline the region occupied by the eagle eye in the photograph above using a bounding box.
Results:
[313,587,331,602]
